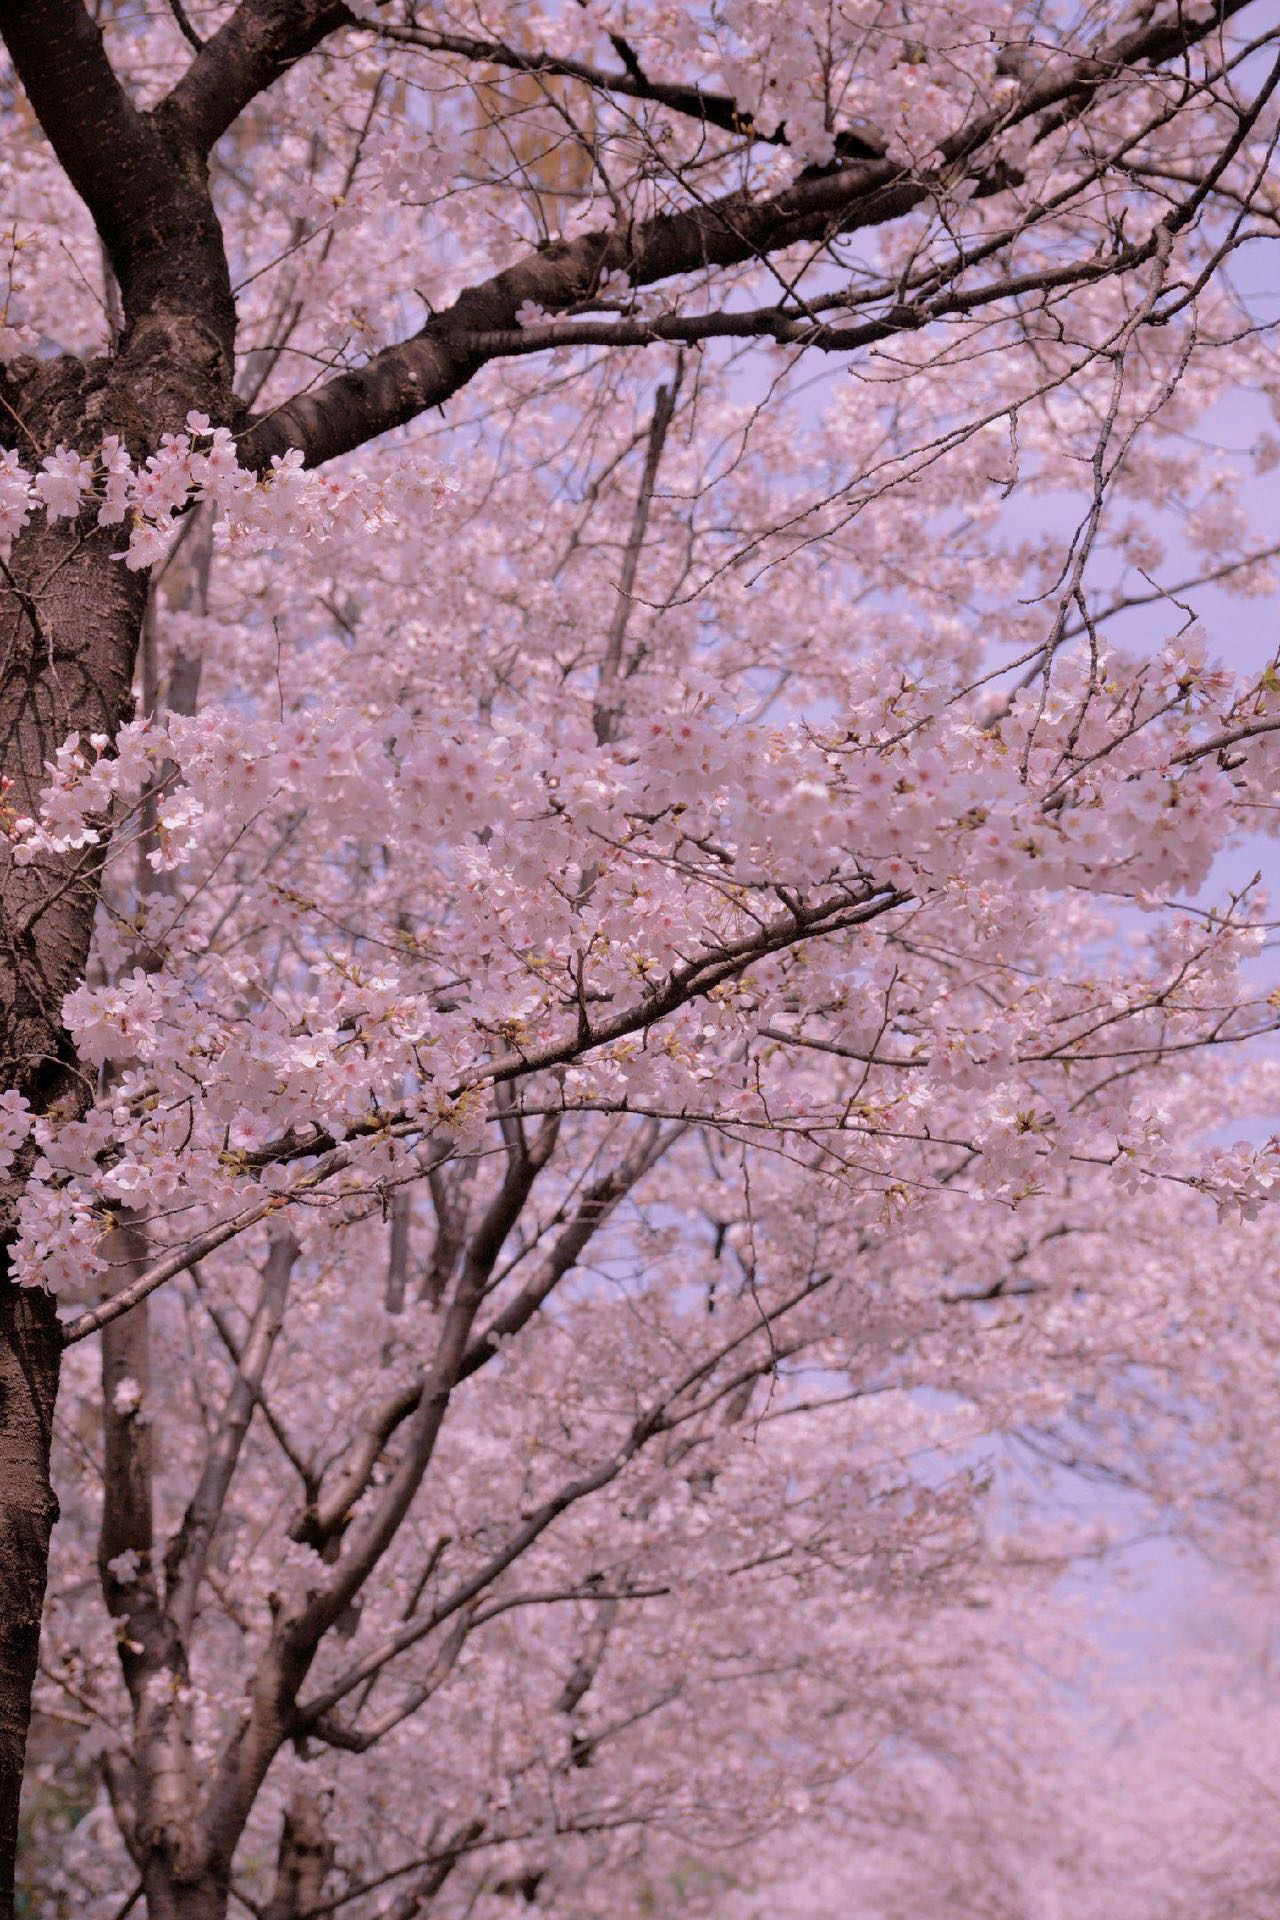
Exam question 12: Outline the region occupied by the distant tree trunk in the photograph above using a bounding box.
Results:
[263,1789,336,1920]
[141,1873,233,1920]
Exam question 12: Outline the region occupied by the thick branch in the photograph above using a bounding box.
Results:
[459,1120,676,1377]
[296,1311,814,1722]
[97,1217,158,1643]
[263,1786,334,1920]
[159,0,352,154]
[2,0,235,345]
[0,0,160,281]
[244,0,1261,470]
[290,1117,558,1555]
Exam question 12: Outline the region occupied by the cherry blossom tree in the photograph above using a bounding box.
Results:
[2,0,1280,1913]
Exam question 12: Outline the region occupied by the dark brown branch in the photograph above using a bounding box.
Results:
[290,1118,559,1554]
[459,1121,676,1379]
[287,1119,673,1555]
[97,1216,159,1640]
[263,1787,334,1920]
[167,0,206,53]
[159,0,352,155]
[0,1,161,283]
[295,1316,812,1722]
[1,0,235,343]
[243,0,1262,471]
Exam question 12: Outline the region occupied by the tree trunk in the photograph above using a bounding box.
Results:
[0,11,238,1889]
[0,1275,59,1912]
[0,506,149,1913]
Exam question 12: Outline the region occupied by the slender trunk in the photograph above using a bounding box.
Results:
[0,1274,59,1912]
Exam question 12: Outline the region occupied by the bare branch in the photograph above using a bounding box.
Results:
[594,363,682,746]
[289,1114,559,1558]
[367,18,883,161]
[164,1228,299,1636]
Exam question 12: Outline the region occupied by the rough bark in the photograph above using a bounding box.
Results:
[98,1219,211,1907]
[0,3,238,1893]
[0,514,151,1916]
[0,1274,59,1912]
[0,468,207,1920]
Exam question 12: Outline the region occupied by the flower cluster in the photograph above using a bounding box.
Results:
[1200,1137,1280,1223]
[0,1089,31,1179]
[0,416,451,569]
